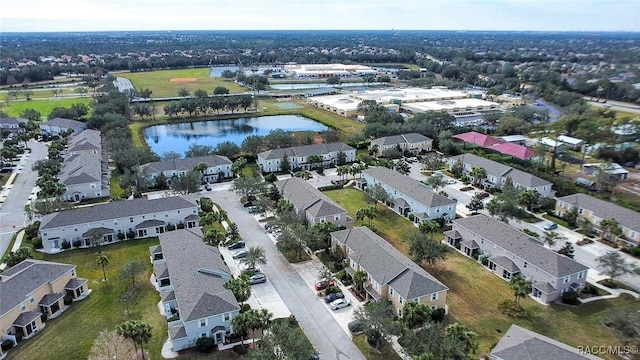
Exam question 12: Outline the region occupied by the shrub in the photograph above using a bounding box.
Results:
[265,173,278,183]
[318,184,344,191]
[177,223,185,229]
[232,344,248,355]
[364,224,378,233]
[1,340,14,351]
[240,303,251,313]
[167,223,176,231]
[196,337,217,352]
[621,246,640,258]
[72,240,82,248]
[287,315,299,327]
[431,308,446,322]
[32,237,43,249]
[562,290,580,305]
[325,286,341,295]
[167,315,180,322]
[61,241,71,250]
[460,175,469,183]
[126,230,135,240]
[480,255,489,266]
[117,232,126,240]
[336,269,347,281]
[40,312,47,323]
[408,214,415,221]
[63,294,73,305]
[522,228,540,238]
[24,221,41,240]
[581,283,600,296]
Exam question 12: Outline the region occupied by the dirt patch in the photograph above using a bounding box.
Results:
[169,78,197,82]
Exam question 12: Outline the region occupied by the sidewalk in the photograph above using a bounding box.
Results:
[580,275,639,304]
[0,229,26,271]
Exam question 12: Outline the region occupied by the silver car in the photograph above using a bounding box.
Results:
[330,298,351,310]
[249,273,267,285]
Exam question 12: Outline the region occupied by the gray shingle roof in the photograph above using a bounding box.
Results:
[491,324,602,360]
[0,260,75,316]
[150,245,162,254]
[161,290,176,302]
[59,152,102,185]
[371,133,432,146]
[42,118,85,130]
[158,229,239,322]
[65,278,87,290]
[39,292,64,306]
[490,256,521,273]
[258,142,354,160]
[153,261,169,279]
[363,167,456,208]
[13,311,42,327]
[332,227,447,300]
[136,219,166,229]
[68,129,101,153]
[449,153,551,188]
[454,215,588,278]
[557,193,640,233]
[275,177,347,218]
[0,117,27,126]
[140,155,232,174]
[169,325,187,340]
[40,196,197,230]
[82,227,113,238]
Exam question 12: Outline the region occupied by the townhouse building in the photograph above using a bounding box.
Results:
[331,227,448,316]
[0,260,89,357]
[448,153,553,197]
[359,166,456,223]
[150,229,239,351]
[0,117,27,133]
[446,215,588,304]
[370,133,433,156]
[39,118,85,136]
[257,142,356,173]
[138,155,233,185]
[556,193,640,246]
[275,177,354,228]
[38,196,199,253]
[490,324,602,360]
[58,129,110,202]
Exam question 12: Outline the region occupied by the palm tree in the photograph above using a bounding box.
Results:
[509,274,532,310]
[418,220,439,235]
[255,308,273,337]
[352,270,367,296]
[356,208,366,225]
[365,206,377,226]
[204,229,227,246]
[469,166,487,186]
[96,254,109,282]
[445,323,479,354]
[542,230,565,248]
[224,274,251,307]
[193,162,209,181]
[241,246,267,271]
[401,301,431,328]
[116,320,152,360]
[231,312,250,347]
[599,218,622,243]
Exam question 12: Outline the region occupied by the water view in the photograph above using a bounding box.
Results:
[143,115,329,156]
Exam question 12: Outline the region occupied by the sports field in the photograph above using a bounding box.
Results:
[1,97,92,119]
[117,68,246,97]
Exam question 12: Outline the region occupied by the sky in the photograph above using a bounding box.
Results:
[2,0,639,33]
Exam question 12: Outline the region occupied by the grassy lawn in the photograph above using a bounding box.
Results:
[0,86,91,101]
[325,187,634,360]
[110,171,125,199]
[9,238,167,360]
[429,252,633,359]
[352,334,402,360]
[117,68,246,98]
[0,229,21,264]
[542,213,571,228]
[0,97,92,119]
[324,187,420,254]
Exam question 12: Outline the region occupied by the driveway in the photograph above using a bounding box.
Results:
[207,190,366,360]
[0,140,47,256]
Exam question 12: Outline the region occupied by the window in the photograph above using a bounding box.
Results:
[201,333,207,338]
[319,217,326,223]
[431,305,438,310]
[130,217,133,223]
[389,288,394,296]
[431,293,438,301]
[578,271,584,279]
[523,262,528,269]
[224,313,230,321]
[30,296,35,303]
[563,276,570,284]
[200,319,206,327]
[399,296,404,305]
[578,208,584,214]
[334,214,340,221]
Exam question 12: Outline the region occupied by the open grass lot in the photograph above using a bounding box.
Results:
[324,187,636,360]
[352,335,402,360]
[324,187,422,254]
[9,238,167,360]
[118,68,246,98]
[0,86,91,101]
[0,97,92,119]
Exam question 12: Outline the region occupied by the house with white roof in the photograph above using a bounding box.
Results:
[556,135,585,150]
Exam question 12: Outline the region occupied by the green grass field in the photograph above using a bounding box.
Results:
[0,86,91,101]
[117,68,246,98]
[353,335,402,360]
[324,186,635,359]
[8,238,167,360]
[0,97,92,119]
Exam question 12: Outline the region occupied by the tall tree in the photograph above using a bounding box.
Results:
[280,154,291,173]
[116,320,152,360]
[96,254,109,282]
[466,193,485,213]
[445,323,479,355]
[241,246,267,271]
[119,261,146,287]
[426,173,446,192]
[558,241,575,259]
[542,230,566,248]
[408,232,449,266]
[509,274,532,310]
[516,189,540,213]
[88,329,137,360]
[469,167,487,186]
[353,300,402,350]
[169,170,201,194]
[224,274,251,306]
[599,218,622,243]
[597,252,636,280]
[366,183,390,209]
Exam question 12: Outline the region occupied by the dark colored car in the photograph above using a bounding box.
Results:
[314,280,335,291]
[232,249,249,259]
[228,241,245,250]
[324,292,344,303]
[477,191,490,199]
[348,319,368,335]
[243,201,254,207]
[331,179,341,185]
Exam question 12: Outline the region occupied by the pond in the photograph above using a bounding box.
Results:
[143,115,329,156]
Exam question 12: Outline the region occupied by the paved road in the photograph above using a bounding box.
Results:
[208,189,366,360]
[0,140,47,256]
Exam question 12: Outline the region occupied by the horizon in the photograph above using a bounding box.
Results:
[2,0,639,33]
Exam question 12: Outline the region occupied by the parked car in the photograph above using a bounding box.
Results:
[228,241,245,250]
[477,191,490,199]
[232,249,249,259]
[348,319,367,335]
[314,280,335,291]
[247,206,259,213]
[324,292,344,303]
[330,298,351,310]
[204,184,212,191]
[239,262,261,273]
[331,179,341,185]
[543,222,558,230]
[249,273,267,285]
[460,186,474,191]
[243,201,254,207]
[446,179,456,185]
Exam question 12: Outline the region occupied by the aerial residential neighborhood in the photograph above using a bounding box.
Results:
[1,8,640,360]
